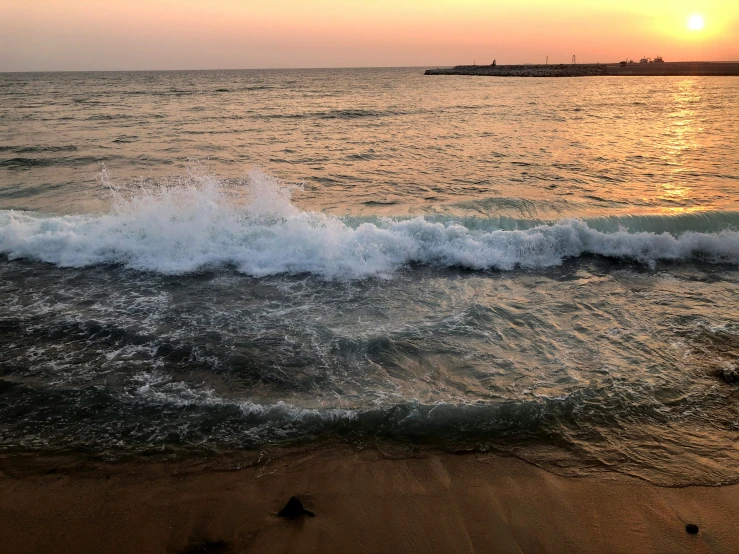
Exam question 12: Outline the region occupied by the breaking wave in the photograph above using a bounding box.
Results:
[1,169,738,278]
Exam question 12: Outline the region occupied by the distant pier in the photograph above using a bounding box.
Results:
[424,62,739,77]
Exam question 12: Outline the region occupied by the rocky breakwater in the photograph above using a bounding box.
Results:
[425,64,606,77]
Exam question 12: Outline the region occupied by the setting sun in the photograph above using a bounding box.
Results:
[688,13,705,30]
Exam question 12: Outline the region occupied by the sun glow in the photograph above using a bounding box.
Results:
[2,0,739,70]
[687,14,705,30]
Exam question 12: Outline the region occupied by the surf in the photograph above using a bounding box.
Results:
[1,168,738,279]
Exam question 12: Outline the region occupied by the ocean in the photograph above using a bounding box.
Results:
[1,68,738,486]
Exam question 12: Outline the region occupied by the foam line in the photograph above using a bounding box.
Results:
[1,169,738,278]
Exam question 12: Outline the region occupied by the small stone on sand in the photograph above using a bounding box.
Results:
[180,539,229,554]
[278,496,315,519]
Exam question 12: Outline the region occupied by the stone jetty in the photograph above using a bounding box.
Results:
[425,62,739,77]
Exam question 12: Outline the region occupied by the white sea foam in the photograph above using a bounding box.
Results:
[130,370,358,423]
[1,169,738,278]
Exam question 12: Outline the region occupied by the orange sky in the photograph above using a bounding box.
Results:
[1,0,738,71]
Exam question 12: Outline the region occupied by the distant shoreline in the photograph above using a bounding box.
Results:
[425,61,739,77]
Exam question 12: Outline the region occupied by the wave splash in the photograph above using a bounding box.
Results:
[1,169,738,278]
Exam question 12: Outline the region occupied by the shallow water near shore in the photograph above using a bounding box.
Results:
[1,69,738,486]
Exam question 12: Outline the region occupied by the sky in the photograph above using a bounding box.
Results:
[2,0,738,71]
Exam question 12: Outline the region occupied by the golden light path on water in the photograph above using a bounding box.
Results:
[659,79,702,214]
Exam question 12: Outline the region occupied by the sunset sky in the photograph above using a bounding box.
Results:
[2,0,738,71]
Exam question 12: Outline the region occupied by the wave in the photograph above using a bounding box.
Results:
[0,156,109,170]
[0,145,78,154]
[5,368,734,485]
[0,157,57,169]
[261,107,414,121]
[0,368,674,449]
[1,169,738,278]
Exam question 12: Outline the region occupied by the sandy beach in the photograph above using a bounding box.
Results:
[1,446,737,554]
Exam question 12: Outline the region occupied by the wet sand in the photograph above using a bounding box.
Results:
[1,446,737,554]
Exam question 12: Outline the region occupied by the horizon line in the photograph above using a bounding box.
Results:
[3,60,739,74]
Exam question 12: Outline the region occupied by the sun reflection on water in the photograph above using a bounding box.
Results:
[657,80,705,213]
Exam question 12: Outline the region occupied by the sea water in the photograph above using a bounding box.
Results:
[1,68,738,485]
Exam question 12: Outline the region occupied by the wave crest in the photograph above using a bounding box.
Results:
[1,169,738,278]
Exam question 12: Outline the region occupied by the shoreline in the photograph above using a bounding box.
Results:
[2,445,738,553]
[425,62,739,77]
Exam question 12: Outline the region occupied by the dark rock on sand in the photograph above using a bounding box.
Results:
[278,496,315,519]
[0,379,16,394]
[180,539,230,554]
[685,524,699,535]
[714,365,739,385]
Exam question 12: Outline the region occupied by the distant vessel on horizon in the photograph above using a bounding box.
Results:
[621,55,664,67]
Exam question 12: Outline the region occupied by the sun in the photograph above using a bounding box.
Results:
[687,14,705,31]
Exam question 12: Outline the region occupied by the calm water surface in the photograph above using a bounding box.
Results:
[1,69,738,485]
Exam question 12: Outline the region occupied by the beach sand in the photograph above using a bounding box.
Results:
[1,445,736,554]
